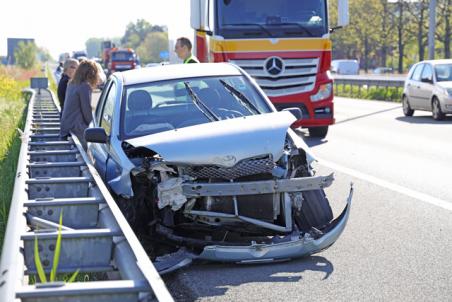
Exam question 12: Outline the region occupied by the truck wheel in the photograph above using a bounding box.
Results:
[308,126,329,138]
[296,189,334,231]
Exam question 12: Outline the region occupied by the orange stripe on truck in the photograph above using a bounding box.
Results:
[210,38,332,53]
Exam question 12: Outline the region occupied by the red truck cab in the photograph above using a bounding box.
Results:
[107,48,137,74]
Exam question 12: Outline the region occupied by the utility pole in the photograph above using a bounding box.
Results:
[428,0,436,59]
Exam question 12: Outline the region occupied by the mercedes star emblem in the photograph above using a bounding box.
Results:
[265,57,284,76]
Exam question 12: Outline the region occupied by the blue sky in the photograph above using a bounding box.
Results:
[1,0,192,59]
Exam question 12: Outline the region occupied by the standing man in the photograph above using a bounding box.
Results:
[175,37,200,64]
[57,58,79,113]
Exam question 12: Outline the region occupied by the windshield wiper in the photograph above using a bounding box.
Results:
[184,82,220,122]
[222,23,273,37]
[219,80,260,115]
[272,22,315,37]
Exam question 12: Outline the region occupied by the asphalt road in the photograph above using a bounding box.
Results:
[164,97,452,302]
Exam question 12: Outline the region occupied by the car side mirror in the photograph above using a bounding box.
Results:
[421,77,432,83]
[283,107,303,120]
[85,127,108,144]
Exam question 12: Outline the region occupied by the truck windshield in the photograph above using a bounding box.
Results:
[112,51,135,62]
[216,0,328,39]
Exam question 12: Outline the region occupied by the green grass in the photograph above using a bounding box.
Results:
[334,84,403,102]
[0,72,31,253]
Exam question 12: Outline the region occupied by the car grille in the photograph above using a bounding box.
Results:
[184,156,274,180]
[229,57,319,97]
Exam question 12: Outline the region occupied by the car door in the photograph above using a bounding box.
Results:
[407,64,424,109]
[89,80,117,180]
[418,63,435,110]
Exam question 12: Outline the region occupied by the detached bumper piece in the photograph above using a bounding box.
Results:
[197,184,353,263]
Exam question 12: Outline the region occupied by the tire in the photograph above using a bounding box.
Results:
[308,126,329,138]
[432,97,445,121]
[296,189,334,231]
[402,95,414,117]
[115,194,152,236]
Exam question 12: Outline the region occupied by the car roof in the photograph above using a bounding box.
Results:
[117,63,242,85]
[418,59,452,66]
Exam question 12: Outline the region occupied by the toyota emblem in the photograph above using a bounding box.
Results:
[265,57,284,76]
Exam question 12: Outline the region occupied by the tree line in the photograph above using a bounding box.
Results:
[85,19,169,65]
[329,0,451,73]
[11,42,51,70]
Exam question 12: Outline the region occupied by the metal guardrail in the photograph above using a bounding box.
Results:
[0,87,174,301]
[332,75,406,98]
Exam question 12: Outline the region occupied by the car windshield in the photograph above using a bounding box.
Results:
[434,64,452,82]
[121,75,272,138]
[112,51,135,61]
[216,0,328,38]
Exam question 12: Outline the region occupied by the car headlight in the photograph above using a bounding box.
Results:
[311,83,332,102]
[446,88,452,96]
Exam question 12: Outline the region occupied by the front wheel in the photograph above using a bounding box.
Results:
[402,95,414,117]
[308,126,329,138]
[295,189,334,231]
[432,97,445,121]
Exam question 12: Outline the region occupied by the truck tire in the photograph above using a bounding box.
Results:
[308,126,329,138]
[296,189,333,231]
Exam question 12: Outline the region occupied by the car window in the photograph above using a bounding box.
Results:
[100,81,117,136]
[434,64,452,82]
[95,81,113,125]
[411,64,424,81]
[121,75,272,138]
[421,64,433,82]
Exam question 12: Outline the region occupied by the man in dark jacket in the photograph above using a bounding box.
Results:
[57,59,79,113]
[175,37,200,63]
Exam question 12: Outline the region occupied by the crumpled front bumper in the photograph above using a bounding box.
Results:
[196,185,353,263]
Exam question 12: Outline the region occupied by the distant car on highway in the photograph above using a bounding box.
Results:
[145,62,170,68]
[72,51,88,61]
[373,67,393,74]
[402,59,452,120]
[145,63,160,68]
[331,59,359,75]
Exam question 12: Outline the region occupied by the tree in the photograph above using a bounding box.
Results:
[14,41,37,69]
[436,0,451,58]
[137,32,169,64]
[121,19,166,49]
[405,0,429,62]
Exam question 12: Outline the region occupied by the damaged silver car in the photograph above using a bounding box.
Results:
[86,63,352,273]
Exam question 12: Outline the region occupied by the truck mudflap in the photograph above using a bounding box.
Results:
[196,184,353,263]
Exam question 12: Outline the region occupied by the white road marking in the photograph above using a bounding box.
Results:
[317,158,452,212]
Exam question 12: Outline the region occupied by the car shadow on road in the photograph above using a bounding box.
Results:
[294,129,328,147]
[165,255,334,301]
[396,115,452,124]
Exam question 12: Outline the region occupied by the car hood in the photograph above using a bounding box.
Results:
[126,111,296,167]
[437,81,452,89]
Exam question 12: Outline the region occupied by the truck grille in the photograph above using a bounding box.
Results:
[184,156,274,180]
[229,57,319,97]
[273,102,309,117]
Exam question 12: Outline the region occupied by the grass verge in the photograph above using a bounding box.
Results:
[334,84,403,102]
[0,66,38,253]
